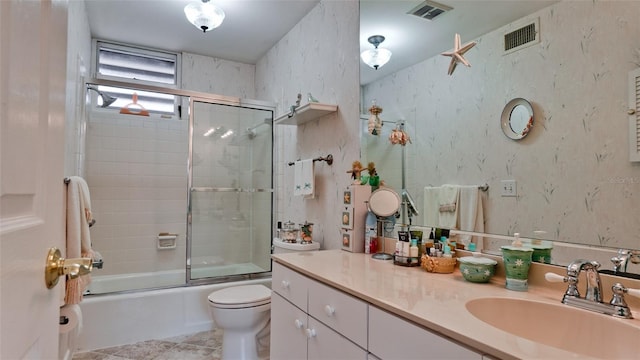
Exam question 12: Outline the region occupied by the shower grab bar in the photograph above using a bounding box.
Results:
[190,187,275,193]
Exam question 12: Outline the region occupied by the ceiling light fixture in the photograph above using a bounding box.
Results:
[360,35,392,70]
[184,0,225,33]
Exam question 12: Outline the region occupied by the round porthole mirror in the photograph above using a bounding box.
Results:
[501,98,534,140]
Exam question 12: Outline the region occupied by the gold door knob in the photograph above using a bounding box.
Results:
[45,247,93,289]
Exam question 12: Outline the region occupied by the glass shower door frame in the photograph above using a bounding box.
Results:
[186,96,275,286]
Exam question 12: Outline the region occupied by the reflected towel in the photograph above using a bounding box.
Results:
[438,184,460,229]
[423,187,440,226]
[65,176,95,305]
[294,159,314,198]
[458,185,485,247]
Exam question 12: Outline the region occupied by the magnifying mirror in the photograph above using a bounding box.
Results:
[369,187,401,216]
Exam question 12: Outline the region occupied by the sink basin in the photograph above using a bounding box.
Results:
[466,297,640,358]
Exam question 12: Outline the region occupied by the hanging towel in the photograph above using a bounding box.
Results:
[438,184,460,229]
[65,176,95,305]
[423,187,440,226]
[294,159,315,198]
[458,185,485,247]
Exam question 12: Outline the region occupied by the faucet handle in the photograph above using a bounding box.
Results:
[546,272,580,297]
[545,272,568,283]
[609,283,639,319]
[625,285,640,299]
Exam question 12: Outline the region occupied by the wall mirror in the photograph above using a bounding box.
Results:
[360,0,640,274]
[501,98,533,140]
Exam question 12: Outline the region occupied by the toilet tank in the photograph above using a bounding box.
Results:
[272,238,320,254]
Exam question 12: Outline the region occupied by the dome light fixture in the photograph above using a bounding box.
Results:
[360,35,392,70]
[184,0,225,33]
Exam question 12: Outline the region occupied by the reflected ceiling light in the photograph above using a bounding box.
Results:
[204,126,234,139]
[184,0,225,33]
[360,35,392,70]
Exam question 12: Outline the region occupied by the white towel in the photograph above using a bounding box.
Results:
[458,185,485,248]
[65,176,95,305]
[438,184,460,229]
[423,187,440,226]
[294,159,314,198]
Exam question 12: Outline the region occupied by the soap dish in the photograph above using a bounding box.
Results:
[421,254,456,273]
[393,255,420,267]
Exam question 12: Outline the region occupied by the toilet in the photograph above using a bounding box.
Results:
[208,284,272,360]
[207,237,320,360]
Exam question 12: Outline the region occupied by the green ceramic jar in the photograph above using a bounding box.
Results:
[458,254,497,283]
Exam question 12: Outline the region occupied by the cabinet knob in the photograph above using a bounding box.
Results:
[324,305,335,317]
[294,319,304,329]
[305,328,317,339]
[281,280,290,289]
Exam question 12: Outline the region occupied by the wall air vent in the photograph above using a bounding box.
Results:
[503,18,540,55]
[408,0,453,21]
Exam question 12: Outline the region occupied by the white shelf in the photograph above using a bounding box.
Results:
[274,102,338,125]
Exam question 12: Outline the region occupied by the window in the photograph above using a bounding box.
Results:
[93,41,181,116]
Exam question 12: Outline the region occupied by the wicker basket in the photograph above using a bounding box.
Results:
[421,254,457,274]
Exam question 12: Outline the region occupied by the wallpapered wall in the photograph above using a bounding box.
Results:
[255,0,360,250]
[363,0,640,251]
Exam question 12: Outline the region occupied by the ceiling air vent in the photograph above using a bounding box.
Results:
[503,18,540,55]
[408,0,453,21]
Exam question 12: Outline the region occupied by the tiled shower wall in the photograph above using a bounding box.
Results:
[86,113,189,275]
[85,53,258,277]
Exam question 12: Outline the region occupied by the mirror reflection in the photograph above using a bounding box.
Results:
[361,0,640,271]
[501,98,533,140]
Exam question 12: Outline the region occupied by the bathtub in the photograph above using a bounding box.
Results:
[77,276,272,351]
[86,263,267,294]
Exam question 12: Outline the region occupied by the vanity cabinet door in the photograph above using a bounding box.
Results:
[270,292,308,360]
[273,262,309,310]
[369,306,482,360]
[308,278,368,348]
[307,317,367,360]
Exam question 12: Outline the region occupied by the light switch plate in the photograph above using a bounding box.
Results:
[501,180,517,197]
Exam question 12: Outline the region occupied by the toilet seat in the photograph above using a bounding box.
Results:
[208,284,271,309]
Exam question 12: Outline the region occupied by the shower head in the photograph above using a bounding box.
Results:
[87,86,117,108]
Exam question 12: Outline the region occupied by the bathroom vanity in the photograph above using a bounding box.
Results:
[271,250,640,359]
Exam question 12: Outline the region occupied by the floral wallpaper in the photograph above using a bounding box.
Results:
[255,0,360,250]
[363,0,640,253]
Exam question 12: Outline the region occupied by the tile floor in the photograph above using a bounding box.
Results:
[72,329,223,360]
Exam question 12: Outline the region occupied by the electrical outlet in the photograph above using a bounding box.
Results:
[501,180,517,197]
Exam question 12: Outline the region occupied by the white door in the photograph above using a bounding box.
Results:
[1,1,68,359]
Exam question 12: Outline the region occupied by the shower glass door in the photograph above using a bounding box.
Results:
[188,99,273,282]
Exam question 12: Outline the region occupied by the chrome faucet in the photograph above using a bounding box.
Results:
[611,249,640,273]
[566,259,603,302]
[611,249,632,273]
[546,259,638,319]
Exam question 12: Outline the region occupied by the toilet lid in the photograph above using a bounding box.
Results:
[208,285,271,309]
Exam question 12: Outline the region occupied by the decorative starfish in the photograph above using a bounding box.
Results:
[440,33,476,75]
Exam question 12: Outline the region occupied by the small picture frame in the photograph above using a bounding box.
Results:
[342,232,351,248]
[341,208,354,229]
[343,190,352,205]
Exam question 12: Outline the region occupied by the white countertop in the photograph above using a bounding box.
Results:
[272,249,640,359]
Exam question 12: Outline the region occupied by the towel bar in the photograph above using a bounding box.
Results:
[63,177,96,227]
[288,154,333,166]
